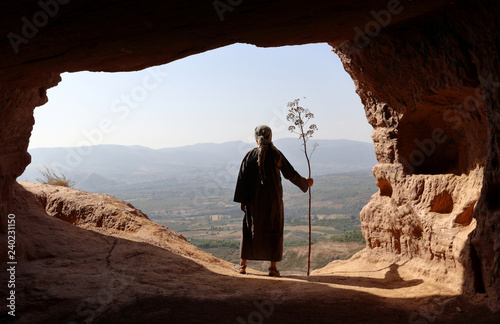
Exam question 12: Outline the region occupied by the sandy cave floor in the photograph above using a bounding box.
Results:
[4,182,500,323]
[10,236,500,324]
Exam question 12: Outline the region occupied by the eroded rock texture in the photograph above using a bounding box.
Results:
[0,0,498,312]
[333,0,500,307]
[0,73,60,230]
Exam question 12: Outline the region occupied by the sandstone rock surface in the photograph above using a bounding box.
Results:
[332,1,500,308]
[18,182,223,263]
[0,0,499,318]
[2,182,497,323]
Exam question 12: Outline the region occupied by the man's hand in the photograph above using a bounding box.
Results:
[240,203,246,212]
[306,177,314,187]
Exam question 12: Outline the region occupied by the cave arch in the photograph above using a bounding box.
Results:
[1,0,499,313]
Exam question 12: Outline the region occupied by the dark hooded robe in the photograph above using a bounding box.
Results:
[233,145,309,261]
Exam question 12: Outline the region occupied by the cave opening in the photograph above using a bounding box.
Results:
[27,43,372,153]
[24,42,375,187]
[21,42,376,273]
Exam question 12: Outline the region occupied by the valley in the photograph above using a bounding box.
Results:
[21,140,378,274]
[110,170,377,274]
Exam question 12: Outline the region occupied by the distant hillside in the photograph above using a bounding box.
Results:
[20,139,377,192]
[275,138,377,175]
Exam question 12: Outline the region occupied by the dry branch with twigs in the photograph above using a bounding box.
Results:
[286,98,318,276]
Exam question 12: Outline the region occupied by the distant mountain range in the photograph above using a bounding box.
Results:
[19,139,377,192]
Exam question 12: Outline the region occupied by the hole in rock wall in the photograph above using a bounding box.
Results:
[376,178,392,197]
[454,202,475,226]
[397,110,464,175]
[430,191,454,214]
[397,98,487,176]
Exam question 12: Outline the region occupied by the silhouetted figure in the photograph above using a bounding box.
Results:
[233,125,313,277]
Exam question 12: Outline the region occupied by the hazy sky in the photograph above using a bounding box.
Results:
[29,43,373,149]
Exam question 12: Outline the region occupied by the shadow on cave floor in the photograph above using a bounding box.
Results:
[275,262,424,290]
[283,264,424,290]
[10,184,500,324]
[14,226,497,324]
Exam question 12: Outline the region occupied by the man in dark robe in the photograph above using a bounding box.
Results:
[233,125,313,277]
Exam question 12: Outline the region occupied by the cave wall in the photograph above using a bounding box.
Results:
[0,73,61,232]
[333,0,499,307]
[0,0,498,310]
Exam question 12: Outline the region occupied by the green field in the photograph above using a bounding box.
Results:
[110,170,377,273]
